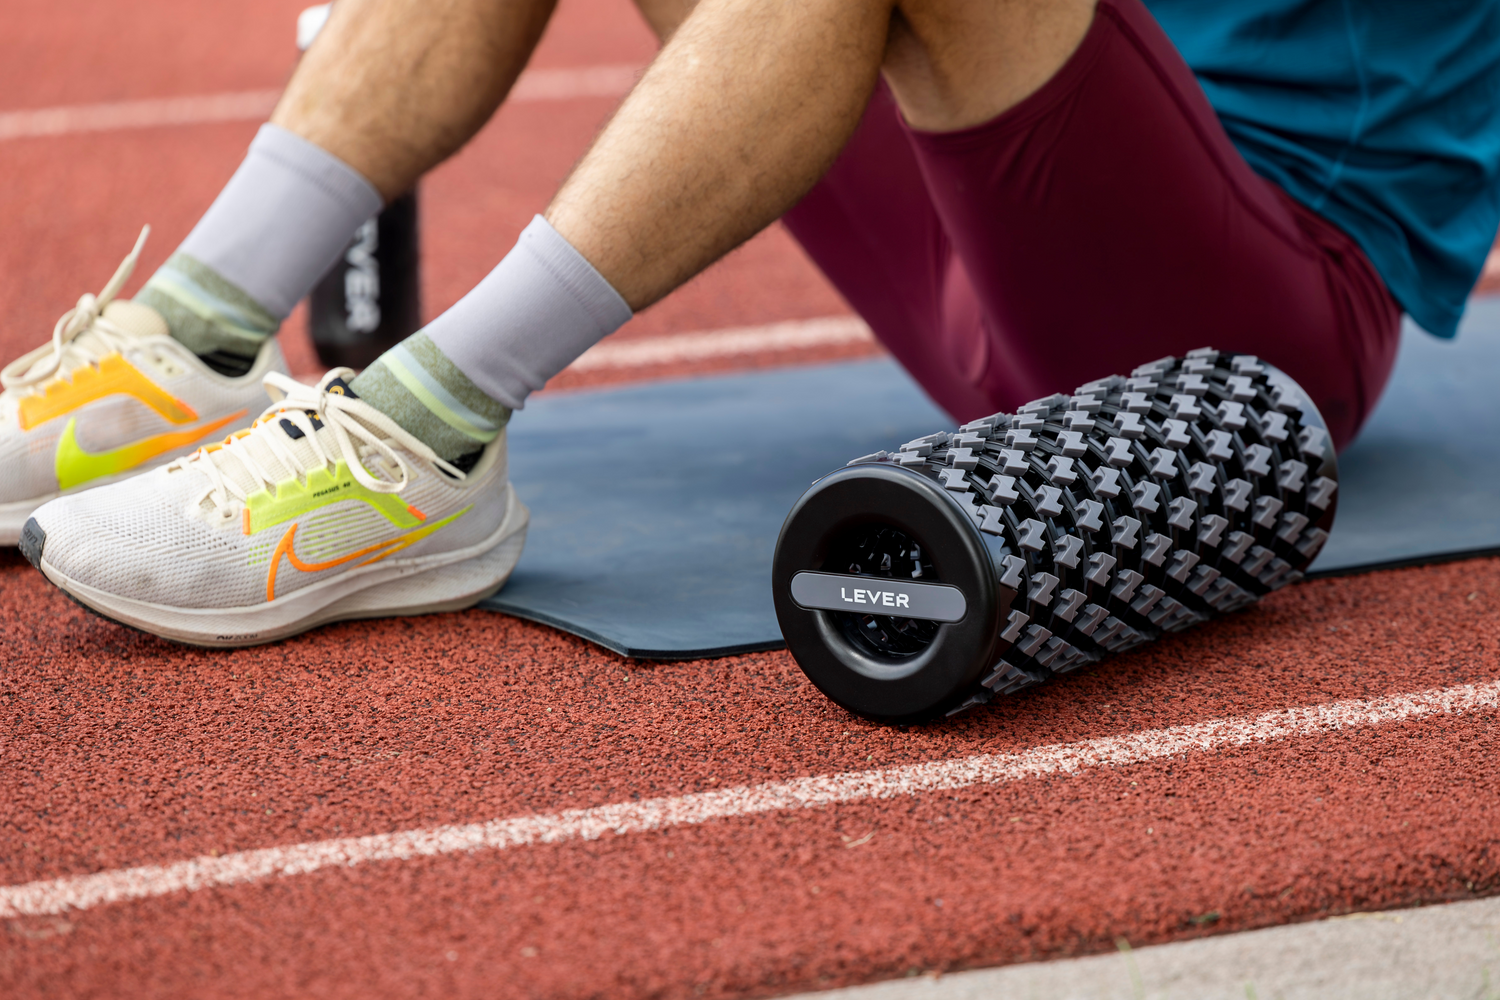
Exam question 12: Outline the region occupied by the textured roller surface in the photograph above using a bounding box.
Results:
[814,349,1339,718]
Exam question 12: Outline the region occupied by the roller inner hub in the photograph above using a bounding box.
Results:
[825,524,940,659]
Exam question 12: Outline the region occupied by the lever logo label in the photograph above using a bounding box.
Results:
[344,218,381,333]
[789,571,967,623]
[841,587,911,609]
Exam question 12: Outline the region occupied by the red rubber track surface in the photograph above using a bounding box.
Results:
[0,0,858,385]
[3,1,1500,997]
[3,555,1499,995]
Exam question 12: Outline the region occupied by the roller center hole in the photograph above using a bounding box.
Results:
[825,525,939,659]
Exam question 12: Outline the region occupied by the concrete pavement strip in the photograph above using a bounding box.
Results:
[782,895,1500,1000]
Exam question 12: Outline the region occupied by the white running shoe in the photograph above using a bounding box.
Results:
[22,369,528,647]
[0,228,286,543]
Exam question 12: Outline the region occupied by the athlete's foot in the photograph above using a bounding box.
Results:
[21,370,528,647]
[0,230,286,543]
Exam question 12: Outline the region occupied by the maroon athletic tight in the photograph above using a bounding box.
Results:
[781,0,1401,450]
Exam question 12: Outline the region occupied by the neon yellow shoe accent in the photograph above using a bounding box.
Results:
[54,409,248,491]
[264,506,470,601]
[20,353,198,431]
[242,460,434,536]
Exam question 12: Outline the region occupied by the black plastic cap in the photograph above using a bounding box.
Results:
[773,463,1010,723]
[19,517,45,570]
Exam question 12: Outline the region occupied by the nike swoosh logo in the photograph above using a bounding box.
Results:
[265,506,470,602]
[55,410,248,491]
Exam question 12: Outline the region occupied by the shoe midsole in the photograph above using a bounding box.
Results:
[40,486,528,644]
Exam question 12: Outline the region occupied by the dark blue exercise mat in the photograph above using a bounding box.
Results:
[482,302,1500,657]
[479,360,952,658]
[1307,298,1500,576]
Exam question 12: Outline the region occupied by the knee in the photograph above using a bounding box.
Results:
[633,0,700,42]
[882,0,1095,131]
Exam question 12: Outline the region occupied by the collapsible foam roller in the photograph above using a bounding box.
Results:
[772,348,1338,724]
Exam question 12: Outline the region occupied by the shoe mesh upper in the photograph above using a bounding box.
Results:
[0,321,285,505]
[33,410,509,610]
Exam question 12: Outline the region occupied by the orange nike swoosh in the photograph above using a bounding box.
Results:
[264,507,471,602]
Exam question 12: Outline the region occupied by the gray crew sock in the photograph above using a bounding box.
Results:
[351,332,512,463]
[135,252,281,371]
[423,215,633,410]
[351,216,631,461]
[136,123,383,372]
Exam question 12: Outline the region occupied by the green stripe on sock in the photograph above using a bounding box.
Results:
[135,252,278,362]
[382,345,501,443]
[351,332,510,462]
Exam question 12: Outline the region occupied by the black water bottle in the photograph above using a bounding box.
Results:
[299,3,422,369]
[308,192,422,369]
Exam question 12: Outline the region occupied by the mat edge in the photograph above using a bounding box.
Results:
[483,543,1500,659]
[1306,545,1500,580]
[479,600,788,660]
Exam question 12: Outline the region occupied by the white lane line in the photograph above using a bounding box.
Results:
[0,65,644,142]
[508,63,642,102]
[567,316,875,371]
[0,91,282,141]
[3,679,1495,919]
[291,317,876,382]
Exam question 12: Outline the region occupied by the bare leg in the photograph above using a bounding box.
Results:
[552,0,1094,309]
[272,0,560,202]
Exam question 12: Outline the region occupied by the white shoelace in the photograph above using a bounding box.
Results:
[181,371,466,520]
[0,226,154,393]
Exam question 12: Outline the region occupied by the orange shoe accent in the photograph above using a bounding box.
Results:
[19,353,198,430]
[265,523,402,601]
[242,508,252,536]
[406,504,427,521]
[263,507,470,602]
[54,409,248,491]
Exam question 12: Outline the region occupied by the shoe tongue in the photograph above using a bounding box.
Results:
[12,299,168,385]
[208,420,339,500]
[205,405,397,502]
[105,299,169,340]
[323,375,359,399]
